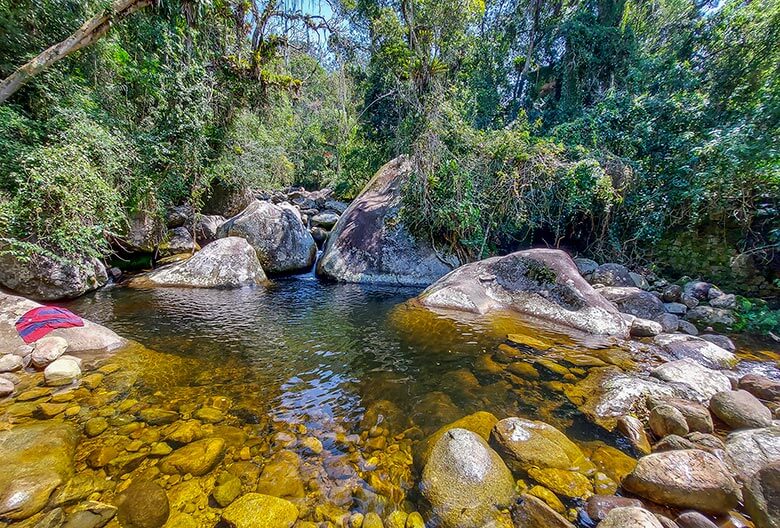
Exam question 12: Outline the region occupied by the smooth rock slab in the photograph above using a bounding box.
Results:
[0,423,77,520]
[221,493,299,528]
[622,449,741,514]
[710,390,773,429]
[599,507,663,528]
[651,359,731,402]
[420,428,515,528]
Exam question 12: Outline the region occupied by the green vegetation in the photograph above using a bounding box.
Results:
[0,0,777,297]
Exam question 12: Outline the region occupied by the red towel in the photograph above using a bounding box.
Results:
[15,306,84,344]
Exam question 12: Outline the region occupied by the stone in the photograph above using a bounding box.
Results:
[139,237,266,288]
[139,408,179,425]
[664,302,688,315]
[116,480,169,528]
[654,334,736,369]
[317,157,460,286]
[631,317,663,337]
[709,293,736,309]
[0,353,24,372]
[417,249,629,336]
[574,257,598,277]
[159,438,226,476]
[527,485,565,513]
[0,292,126,354]
[0,377,13,397]
[630,272,651,290]
[591,263,634,287]
[700,333,736,352]
[653,434,696,452]
[413,411,498,470]
[684,281,712,301]
[218,200,316,274]
[194,214,226,246]
[31,336,69,368]
[739,374,780,402]
[489,417,587,473]
[301,436,323,455]
[622,449,741,513]
[599,507,663,528]
[678,320,699,335]
[649,397,714,433]
[0,253,107,301]
[675,512,719,528]
[510,494,574,528]
[0,423,77,520]
[724,426,780,483]
[420,428,515,528]
[685,306,735,328]
[587,444,637,483]
[255,450,305,499]
[662,285,682,303]
[193,406,225,423]
[62,501,117,528]
[157,226,199,257]
[651,359,732,402]
[710,390,773,429]
[617,415,652,455]
[86,446,118,469]
[406,512,425,528]
[311,212,339,229]
[526,467,592,499]
[585,495,643,522]
[649,404,690,438]
[385,510,407,528]
[44,358,81,386]
[600,286,666,320]
[362,512,382,528]
[203,179,255,218]
[655,313,680,334]
[213,472,242,507]
[743,460,780,528]
[221,493,299,528]
[565,367,685,430]
[685,432,724,452]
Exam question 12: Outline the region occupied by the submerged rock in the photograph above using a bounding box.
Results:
[413,411,498,470]
[139,237,267,288]
[0,253,107,301]
[0,423,77,520]
[489,417,586,474]
[622,449,741,513]
[159,438,226,476]
[221,493,298,528]
[218,200,316,274]
[317,156,459,286]
[115,479,169,528]
[420,428,515,528]
[417,249,629,336]
[511,494,574,528]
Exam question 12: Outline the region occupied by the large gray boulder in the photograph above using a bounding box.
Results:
[123,207,165,253]
[0,292,126,354]
[0,253,107,301]
[622,449,741,514]
[420,428,515,528]
[417,249,629,337]
[218,200,316,274]
[202,179,255,218]
[0,423,77,520]
[138,237,266,289]
[590,263,634,287]
[317,157,459,286]
[651,359,732,402]
[724,426,780,483]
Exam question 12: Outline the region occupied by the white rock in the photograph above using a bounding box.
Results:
[0,354,24,373]
[651,359,732,402]
[44,358,81,386]
[31,336,68,368]
[654,333,736,368]
[0,378,13,397]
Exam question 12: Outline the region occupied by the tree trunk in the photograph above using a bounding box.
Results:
[0,0,153,105]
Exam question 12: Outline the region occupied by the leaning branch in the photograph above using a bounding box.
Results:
[0,0,154,105]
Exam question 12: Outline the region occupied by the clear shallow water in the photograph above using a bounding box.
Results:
[50,275,652,523]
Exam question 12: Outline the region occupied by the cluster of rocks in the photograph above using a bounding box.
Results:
[575,258,739,335]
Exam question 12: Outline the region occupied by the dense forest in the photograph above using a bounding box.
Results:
[0,0,778,297]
